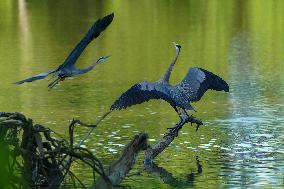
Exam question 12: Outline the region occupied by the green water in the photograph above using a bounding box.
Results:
[1,0,284,188]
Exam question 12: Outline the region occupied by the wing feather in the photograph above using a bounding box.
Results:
[110,82,170,110]
[14,70,55,84]
[176,67,229,102]
[58,13,114,70]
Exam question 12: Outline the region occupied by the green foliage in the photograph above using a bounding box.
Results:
[0,145,11,188]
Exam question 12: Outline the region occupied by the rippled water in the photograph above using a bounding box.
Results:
[0,0,284,188]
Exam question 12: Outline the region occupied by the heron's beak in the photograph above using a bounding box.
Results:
[172,42,181,50]
[96,55,111,65]
[104,55,111,60]
[99,55,111,63]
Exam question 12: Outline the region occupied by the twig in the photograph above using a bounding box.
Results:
[79,111,112,146]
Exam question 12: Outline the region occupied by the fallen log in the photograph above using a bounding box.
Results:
[92,133,148,189]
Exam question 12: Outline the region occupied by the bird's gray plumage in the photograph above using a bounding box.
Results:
[111,82,173,110]
[15,13,114,89]
[57,14,114,70]
[161,44,181,83]
[174,67,229,102]
[110,81,194,111]
[111,43,229,112]
[14,70,56,84]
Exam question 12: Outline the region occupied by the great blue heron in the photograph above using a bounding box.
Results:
[79,42,229,144]
[110,42,229,130]
[15,13,114,90]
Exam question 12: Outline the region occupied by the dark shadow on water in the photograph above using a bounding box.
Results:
[145,156,202,188]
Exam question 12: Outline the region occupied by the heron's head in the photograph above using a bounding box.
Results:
[173,42,181,52]
[96,55,111,64]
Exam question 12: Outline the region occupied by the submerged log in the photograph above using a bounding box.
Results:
[93,133,148,189]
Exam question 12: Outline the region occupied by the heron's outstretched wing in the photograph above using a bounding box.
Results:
[14,70,55,84]
[111,82,171,110]
[58,13,114,70]
[175,67,229,102]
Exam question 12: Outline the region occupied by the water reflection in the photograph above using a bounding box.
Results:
[212,33,284,187]
[18,0,29,41]
[145,156,202,188]
[0,0,284,188]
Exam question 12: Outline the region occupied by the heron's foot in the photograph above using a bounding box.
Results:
[187,115,203,131]
[166,114,189,136]
[165,115,203,136]
[195,122,202,131]
[48,77,61,90]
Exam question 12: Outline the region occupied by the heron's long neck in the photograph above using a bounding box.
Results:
[76,60,101,75]
[161,48,180,83]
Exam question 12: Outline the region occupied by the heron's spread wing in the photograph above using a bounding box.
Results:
[175,67,229,102]
[14,70,55,84]
[58,13,114,70]
[110,82,170,110]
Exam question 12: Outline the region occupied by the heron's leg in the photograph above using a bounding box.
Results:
[167,106,187,135]
[48,77,61,90]
[180,109,203,131]
[172,106,182,117]
[167,107,203,135]
[48,74,56,81]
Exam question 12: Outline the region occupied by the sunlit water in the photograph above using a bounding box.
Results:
[0,0,283,188]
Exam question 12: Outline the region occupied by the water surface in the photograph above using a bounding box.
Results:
[0,0,283,188]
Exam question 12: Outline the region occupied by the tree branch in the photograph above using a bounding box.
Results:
[144,113,203,164]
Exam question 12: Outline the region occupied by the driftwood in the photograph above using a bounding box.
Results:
[144,113,203,164]
[93,112,203,188]
[0,112,203,188]
[92,133,148,189]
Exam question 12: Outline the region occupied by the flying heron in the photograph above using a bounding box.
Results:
[15,13,114,90]
[79,42,229,144]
